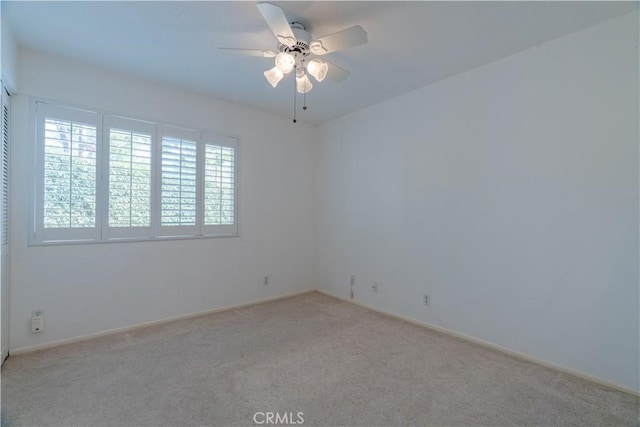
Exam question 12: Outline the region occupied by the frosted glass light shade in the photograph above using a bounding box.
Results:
[306,59,328,82]
[275,52,295,74]
[264,66,284,88]
[296,73,313,94]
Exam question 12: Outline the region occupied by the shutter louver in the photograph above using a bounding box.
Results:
[161,136,197,227]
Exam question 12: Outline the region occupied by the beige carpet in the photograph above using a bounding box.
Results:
[1,292,638,426]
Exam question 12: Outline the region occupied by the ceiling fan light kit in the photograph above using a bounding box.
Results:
[306,59,328,82]
[221,2,368,122]
[274,52,295,74]
[263,66,284,88]
[296,71,313,94]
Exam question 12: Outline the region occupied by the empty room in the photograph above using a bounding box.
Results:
[0,1,638,426]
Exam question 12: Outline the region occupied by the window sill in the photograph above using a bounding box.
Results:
[28,233,240,247]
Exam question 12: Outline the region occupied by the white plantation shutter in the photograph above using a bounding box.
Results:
[31,100,239,244]
[35,103,101,242]
[158,126,200,236]
[104,116,155,239]
[203,133,238,235]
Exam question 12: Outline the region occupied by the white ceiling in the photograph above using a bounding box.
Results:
[4,1,637,124]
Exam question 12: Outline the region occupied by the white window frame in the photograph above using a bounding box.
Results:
[30,99,240,245]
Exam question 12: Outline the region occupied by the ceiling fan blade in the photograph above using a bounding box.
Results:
[256,2,297,47]
[309,26,367,55]
[325,61,350,82]
[218,48,276,58]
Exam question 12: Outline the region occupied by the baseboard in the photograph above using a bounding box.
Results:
[315,289,640,398]
[10,289,315,356]
[1,345,7,366]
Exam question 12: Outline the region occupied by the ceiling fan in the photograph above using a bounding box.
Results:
[219,2,368,121]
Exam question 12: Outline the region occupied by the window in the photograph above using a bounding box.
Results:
[203,134,237,235]
[104,116,156,239]
[36,103,101,242]
[159,127,199,235]
[33,101,239,244]
[44,118,98,229]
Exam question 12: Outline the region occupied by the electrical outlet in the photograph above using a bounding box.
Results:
[263,276,269,286]
[371,283,378,292]
[31,310,44,333]
[423,295,431,307]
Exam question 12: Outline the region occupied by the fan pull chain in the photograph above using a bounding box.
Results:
[303,91,307,111]
[293,73,297,124]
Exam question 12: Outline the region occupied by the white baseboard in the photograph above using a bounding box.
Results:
[315,289,640,398]
[10,289,315,355]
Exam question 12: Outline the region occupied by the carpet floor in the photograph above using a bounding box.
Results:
[1,291,638,426]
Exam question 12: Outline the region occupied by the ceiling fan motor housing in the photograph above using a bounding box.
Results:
[280,24,311,55]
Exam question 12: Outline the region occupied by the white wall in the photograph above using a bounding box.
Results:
[1,10,17,93]
[11,49,316,351]
[315,11,639,393]
[1,3,2,79]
